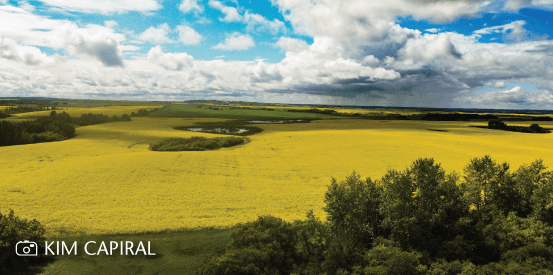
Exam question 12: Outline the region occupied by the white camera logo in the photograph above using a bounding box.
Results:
[16,240,38,256]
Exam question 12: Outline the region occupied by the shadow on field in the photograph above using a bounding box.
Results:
[8,256,56,275]
[36,228,230,275]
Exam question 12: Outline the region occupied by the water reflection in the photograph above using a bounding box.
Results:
[187,127,249,134]
[248,119,304,124]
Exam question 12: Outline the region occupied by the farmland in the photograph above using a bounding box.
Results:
[2,104,553,236]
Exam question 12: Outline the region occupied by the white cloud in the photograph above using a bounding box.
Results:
[461,86,553,108]
[275,37,308,52]
[0,6,125,67]
[243,11,285,33]
[426,28,440,33]
[213,33,254,50]
[0,35,55,65]
[503,0,553,11]
[104,20,118,28]
[147,45,194,70]
[485,81,507,88]
[474,20,530,42]
[50,23,124,67]
[137,24,174,44]
[272,0,488,45]
[34,0,161,14]
[0,0,8,4]
[176,25,202,45]
[394,33,462,69]
[179,0,203,14]
[120,45,140,52]
[208,0,241,22]
[18,0,35,12]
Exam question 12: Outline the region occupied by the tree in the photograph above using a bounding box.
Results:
[461,155,518,215]
[488,120,506,129]
[324,172,384,249]
[379,158,469,260]
[196,215,298,275]
[0,210,47,274]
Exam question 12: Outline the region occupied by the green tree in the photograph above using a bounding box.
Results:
[0,210,47,274]
[379,158,468,260]
[324,172,384,249]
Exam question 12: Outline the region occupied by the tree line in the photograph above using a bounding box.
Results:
[488,120,550,133]
[196,156,553,274]
[0,111,132,146]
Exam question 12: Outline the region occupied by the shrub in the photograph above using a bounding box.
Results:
[488,120,507,129]
[196,215,298,275]
[150,136,244,151]
[0,210,46,274]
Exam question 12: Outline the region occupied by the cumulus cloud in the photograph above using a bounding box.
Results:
[0,6,125,67]
[179,0,203,14]
[271,0,488,45]
[104,20,118,28]
[137,23,174,44]
[147,45,194,70]
[35,0,161,14]
[460,86,553,108]
[0,35,55,65]
[208,0,241,22]
[213,33,254,50]
[485,81,507,88]
[275,37,309,52]
[474,20,531,42]
[176,25,202,45]
[243,11,286,33]
[50,23,124,67]
[394,33,462,69]
[503,0,553,11]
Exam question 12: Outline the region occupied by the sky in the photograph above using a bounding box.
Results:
[1,0,553,109]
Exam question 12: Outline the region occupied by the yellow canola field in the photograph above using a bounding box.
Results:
[2,117,553,236]
[12,106,159,118]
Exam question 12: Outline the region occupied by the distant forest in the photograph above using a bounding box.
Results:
[0,111,131,147]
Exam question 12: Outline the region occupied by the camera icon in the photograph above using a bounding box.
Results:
[16,240,38,256]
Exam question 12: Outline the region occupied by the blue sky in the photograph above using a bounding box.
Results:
[1,0,553,109]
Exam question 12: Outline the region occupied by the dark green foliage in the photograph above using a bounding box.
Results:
[0,118,75,146]
[380,158,469,260]
[325,173,384,249]
[358,238,424,275]
[293,211,330,274]
[488,120,507,129]
[422,113,498,121]
[150,136,245,151]
[50,110,132,125]
[195,216,298,275]
[195,157,553,275]
[0,111,9,118]
[288,108,339,115]
[532,116,553,121]
[488,120,550,133]
[0,210,47,274]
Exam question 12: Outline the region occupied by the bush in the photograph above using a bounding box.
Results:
[150,136,245,151]
[196,215,298,275]
[0,210,46,274]
[488,120,507,129]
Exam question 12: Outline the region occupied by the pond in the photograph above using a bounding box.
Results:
[187,127,250,134]
[248,119,304,124]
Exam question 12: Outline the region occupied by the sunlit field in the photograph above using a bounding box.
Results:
[2,109,553,236]
[12,106,160,118]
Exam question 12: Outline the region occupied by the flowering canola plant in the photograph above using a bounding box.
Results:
[1,114,553,236]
